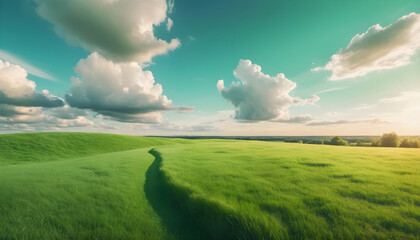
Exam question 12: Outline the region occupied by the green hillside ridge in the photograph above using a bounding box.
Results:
[0,132,188,165]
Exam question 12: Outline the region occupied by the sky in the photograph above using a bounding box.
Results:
[0,0,419,136]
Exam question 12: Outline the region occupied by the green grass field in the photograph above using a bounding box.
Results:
[1,133,419,239]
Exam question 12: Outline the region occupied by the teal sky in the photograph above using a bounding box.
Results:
[0,0,419,135]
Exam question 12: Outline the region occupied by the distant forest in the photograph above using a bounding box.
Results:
[155,133,420,148]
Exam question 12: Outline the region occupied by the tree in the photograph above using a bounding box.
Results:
[371,138,380,147]
[413,139,420,148]
[306,140,323,144]
[330,136,348,146]
[399,138,420,148]
[379,132,399,147]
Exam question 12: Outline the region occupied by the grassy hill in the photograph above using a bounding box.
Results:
[0,132,187,165]
[153,140,420,239]
[0,133,419,239]
[0,133,189,239]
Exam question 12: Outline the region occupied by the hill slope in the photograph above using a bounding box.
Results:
[0,132,187,165]
[0,133,190,239]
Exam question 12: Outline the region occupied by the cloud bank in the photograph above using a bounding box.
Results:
[35,0,180,63]
[217,59,319,121]
[313,13,420,80]
[0,59,64,107]
[66,53,176,123]
[0,103,96,130]
[0,58,98,131]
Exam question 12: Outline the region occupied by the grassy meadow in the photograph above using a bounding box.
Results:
[155,141,420,239]
[0,133,419,239]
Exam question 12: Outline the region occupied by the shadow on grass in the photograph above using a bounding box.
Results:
[144,149,203,240]
[144,149,272,240]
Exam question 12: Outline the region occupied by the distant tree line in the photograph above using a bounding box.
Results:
[371,132,420,148]
[294,132,420,148]
[161,133,419,148]
[292,136,349,146]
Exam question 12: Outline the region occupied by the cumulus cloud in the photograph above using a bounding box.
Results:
[35,0,180,63]
[65,53,181,123]
[0,59,98,132]
[312,13,420,80]
[217,59,319,121]
[0,59,64,107]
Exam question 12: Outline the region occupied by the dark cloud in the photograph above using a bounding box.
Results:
[0,91,64,108]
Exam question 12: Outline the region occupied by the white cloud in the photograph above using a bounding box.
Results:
[313,13,420,80]
[0,59,64,107]
[65,53,181,123]
[0,60,35,98]
[167,18,173,31]
[0,50,58,81]
[217,59,319,121]
[35,0,180,63]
